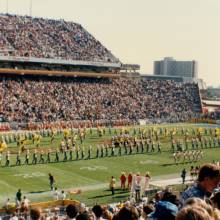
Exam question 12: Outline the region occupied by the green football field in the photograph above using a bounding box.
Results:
[0,123,220,206]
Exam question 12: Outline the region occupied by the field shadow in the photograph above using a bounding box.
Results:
[113,194,129,199]
[29,190,48,194]
[89,189,129,199]
[161,161,195,166]
[88,194,111,199]
[103,189,129,193]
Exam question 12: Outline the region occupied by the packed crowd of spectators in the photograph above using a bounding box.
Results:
[140,79,201,120]
[0,14,203,126]
[0,14,117,63]
[0,75,201,124]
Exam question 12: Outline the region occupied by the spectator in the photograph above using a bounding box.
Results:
[65,204,78,220]
[9,211,19,220]
[161,191,179,206]
[76,212,90,220]
[60,190,67,200]
[149,200,178,220]
[176,205,214,220]
[102,207,113,220]
[211,192,220,220]
[181,163,220,204]
[92,205,103,220]
[4,198,11,213]
[184,197,214,218]
[22,196,30,209]
[116,206,139,220]
[53,187,60,200]
[143,172,151,191]
[79,203,86,214]
[30,207,43,220]
[141,205,153,220]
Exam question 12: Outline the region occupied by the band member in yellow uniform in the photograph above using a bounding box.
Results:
[5,150,10,166]
[63,129,70,141]
[0,140,7,153]
[36,135,41,148]
[50,129,56,143]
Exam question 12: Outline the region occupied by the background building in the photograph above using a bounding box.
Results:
[154,57,198,80]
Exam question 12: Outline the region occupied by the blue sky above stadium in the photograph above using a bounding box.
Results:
[0,0,219,86]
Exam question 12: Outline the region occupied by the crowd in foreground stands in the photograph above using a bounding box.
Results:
[2,163,220,220]
[0,14,117,63]
[0,76,201,123]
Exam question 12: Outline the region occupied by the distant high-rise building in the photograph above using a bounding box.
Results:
[154,57,198,79]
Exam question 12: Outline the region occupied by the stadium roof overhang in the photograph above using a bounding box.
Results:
[0,56,121,68]
[202,99,220,107]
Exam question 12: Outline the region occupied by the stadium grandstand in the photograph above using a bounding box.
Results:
[0,75,201,123]
[0,14,121,78]
[0,14,203,131]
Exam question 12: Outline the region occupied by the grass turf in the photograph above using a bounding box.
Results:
[0,123,220,206]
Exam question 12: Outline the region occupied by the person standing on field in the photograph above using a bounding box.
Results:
[181,168,187,184]
[49,173,55,191]
[120,172,126,190]
[109,176,116,195]
[127,172,133,189]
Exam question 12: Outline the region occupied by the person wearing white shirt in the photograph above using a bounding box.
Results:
[59,190,66,200]
[53,187,60,200]
[22,196,30,209]
[134,172,142,202]
[4,198,11,213]
[144,172,151,191]
[9,212,18,220]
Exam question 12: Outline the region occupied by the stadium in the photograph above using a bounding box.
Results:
[0,11,220,220]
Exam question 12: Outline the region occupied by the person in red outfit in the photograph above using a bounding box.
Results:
[120,172,126,190]
[127,172,133,189]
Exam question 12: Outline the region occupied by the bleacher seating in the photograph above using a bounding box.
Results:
[0,75,201,124]
[0,14,118,63]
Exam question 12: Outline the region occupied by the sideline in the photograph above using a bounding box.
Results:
[9,173,192,200]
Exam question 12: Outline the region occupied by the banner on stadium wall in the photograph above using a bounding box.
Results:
[190,118,217,124]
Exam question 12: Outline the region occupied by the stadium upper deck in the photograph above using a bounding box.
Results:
[0,14,120,73]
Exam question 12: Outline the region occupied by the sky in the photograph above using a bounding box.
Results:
[0,0,219,86]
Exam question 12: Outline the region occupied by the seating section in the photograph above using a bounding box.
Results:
[0,14,118,63]
[0,75,201,123]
